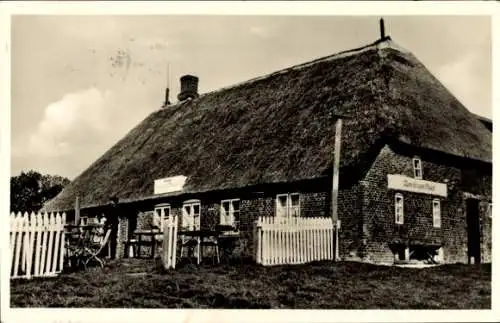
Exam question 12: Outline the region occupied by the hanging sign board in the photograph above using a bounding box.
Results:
[154,175,187,195]
[387,174,447,197]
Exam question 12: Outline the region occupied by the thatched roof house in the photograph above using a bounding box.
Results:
[43,37,491,213]
[43,27,492,265]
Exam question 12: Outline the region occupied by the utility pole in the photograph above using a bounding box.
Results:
[74,195,80,225]
[331,117,343,262]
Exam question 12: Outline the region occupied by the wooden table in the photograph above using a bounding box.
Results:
[179,229,219,237]
[134,230,161,259]
[177,229,218,264]
[177,229,240,265]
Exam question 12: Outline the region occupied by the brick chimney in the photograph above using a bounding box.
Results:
[177,75,199,101]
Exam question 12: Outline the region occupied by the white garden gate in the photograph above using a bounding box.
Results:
[9,212,66,279]
[161,214,179,269]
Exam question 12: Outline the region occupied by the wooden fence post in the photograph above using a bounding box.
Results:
[12,213,23,278]
[51,213,62,273]
[26,212,37,278]
[59,213,67,272]
[162,214,179,270]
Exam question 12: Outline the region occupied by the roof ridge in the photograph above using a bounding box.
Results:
[201,38,393,97]
[163,38,407,109]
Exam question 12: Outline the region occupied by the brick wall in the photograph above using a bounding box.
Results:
[136,211,154,231]
[337,184,363,260]
[116,215,129,258]
[302,192,329,218]
[361,143,491,264]
[479,201,492,263]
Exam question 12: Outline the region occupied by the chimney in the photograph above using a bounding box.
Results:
[177,75,199,101]
[380,18,386,40]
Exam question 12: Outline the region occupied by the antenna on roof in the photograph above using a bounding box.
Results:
[167,61,171,88]
[380,18,386,40]
[163,61,171,108]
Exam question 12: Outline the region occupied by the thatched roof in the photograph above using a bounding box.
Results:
[42,38,492,212]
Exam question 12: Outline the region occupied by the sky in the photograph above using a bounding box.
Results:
[10,15,491,180]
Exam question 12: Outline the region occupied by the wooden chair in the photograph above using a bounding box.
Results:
[81,229,112,269]
[180,236,200,264]
[200,236,220,265]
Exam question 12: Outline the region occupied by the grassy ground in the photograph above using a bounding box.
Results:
[10,259,491,309]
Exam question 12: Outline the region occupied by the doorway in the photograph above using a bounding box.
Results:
[466,199,481,264]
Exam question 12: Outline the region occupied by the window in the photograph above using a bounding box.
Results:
[182,200,200,230]
[432,199,441,228]
[395,193,404,224]
[220,199,240,229]
[277,194,288,218]
[276,193,301,218]
[488,203,492,218]
[154,204,171,232]
[413,157,423,179]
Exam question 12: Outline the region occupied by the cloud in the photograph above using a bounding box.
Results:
[19,84,157,179]
[28,87,113,158]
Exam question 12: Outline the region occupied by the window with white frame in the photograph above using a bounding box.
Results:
[276,193,300,218]
[395,193,404,224]
[154,204,171,232]
[220,199,240,229]
[432,199,441,228]
[182,200,200,230]
[413,157,423,179]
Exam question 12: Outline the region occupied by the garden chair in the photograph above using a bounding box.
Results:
[180,235,200,264]
[200,235,220,265]
[81,229,112,269]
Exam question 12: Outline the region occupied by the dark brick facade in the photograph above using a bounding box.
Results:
[111,180,331,259]
[360,143,491,264]
[108,143,490,265]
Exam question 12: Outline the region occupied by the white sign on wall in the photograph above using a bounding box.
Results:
[387,174,447,197]
[154,175,187,195]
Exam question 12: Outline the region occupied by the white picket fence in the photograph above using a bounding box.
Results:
[254,216,334,266]
[161,214,179,269]
[9,212,67,279]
